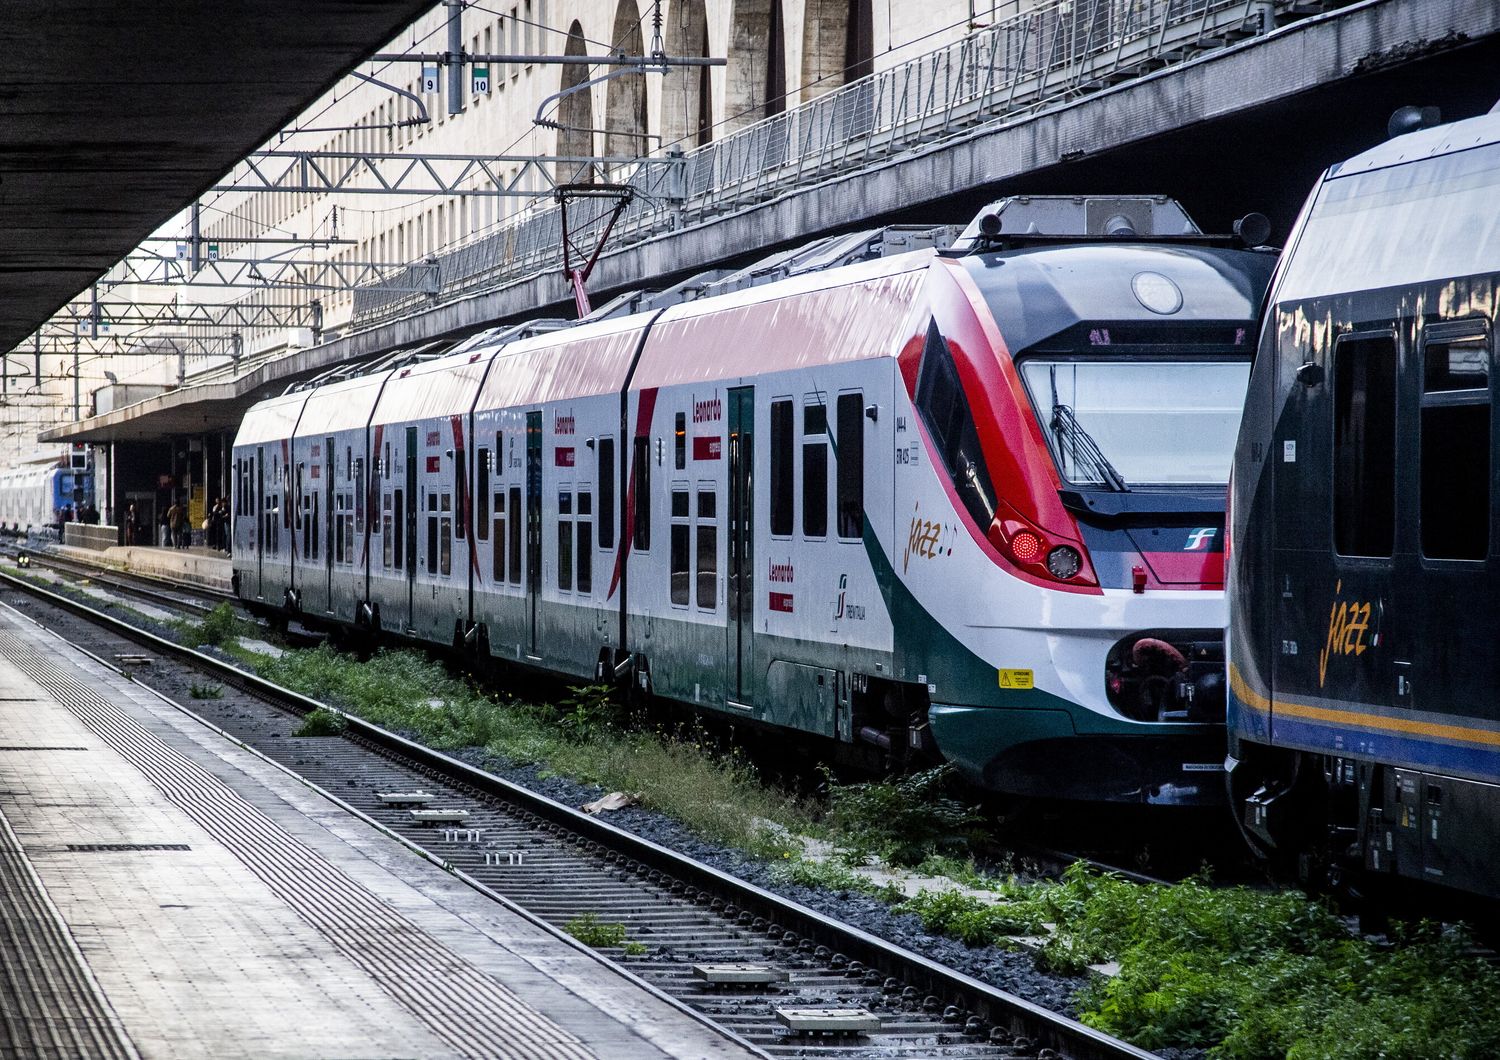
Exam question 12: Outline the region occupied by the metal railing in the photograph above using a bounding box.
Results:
[352,0,1291,326]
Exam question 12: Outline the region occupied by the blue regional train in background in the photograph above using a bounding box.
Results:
[233,195,1276,809]
[0,446,94,532]
[1229,102,1500,904]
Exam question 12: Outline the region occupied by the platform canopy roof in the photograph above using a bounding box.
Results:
[0,0,433,355]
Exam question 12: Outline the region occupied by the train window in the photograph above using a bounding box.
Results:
[1421,331,1491,561]
[917,320,997,531]
[354,459,365,535]
[598,437,615,549]
[558,490,573,591]
[427,493,439,572]
[454,449,466,541]
[837,392,864,539]
[344,494,355,563]
[697,489,717,609]
[633,436,651,551]
[383,494,394,567]
[393,490,405,570]
[440,493,453,576]
[803,399,828,538]
[671,487,690,606]
[335,495,345,564]
[477,447,490,539]
[771,399,794,536]
[508,486,522,584]
[675,412,687,469]
[493,491,506,582]
[1333,333,1397,558]
[577,492,592,594]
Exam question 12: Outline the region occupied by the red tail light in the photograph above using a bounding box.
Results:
[990,515,1096,587]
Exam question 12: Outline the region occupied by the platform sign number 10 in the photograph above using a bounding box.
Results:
[472,65,490,94]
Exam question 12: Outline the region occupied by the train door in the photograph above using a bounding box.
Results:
[526,411,542,655]
[727,386,754,705]
[255,447,265,597]
[405,426,418,630]
[324,436,335,608]
[1276,328,1398,742]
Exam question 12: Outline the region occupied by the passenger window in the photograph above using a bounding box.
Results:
[917,320,996,531]
[598,436,615,549]
[427,493,439,572]
[383,493,394,567]
[492,491,506,582]
[1421,330,1490,561]
[670,488,690,606]
[439,493,452,576]
[1333,333,1397,557]
[577,492,592,594]
[633,436,651,551]
[477,447,490,539]
[803,400,827,538]
[557,490,573,591]
[675,412,687,470]
[508,486,522,583]
[393,489,405,570]
[837,392,864,539]
[696,489,717,609]
[771,398,794,536]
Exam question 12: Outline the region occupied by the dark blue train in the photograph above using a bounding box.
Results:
[1229,103,1500,902]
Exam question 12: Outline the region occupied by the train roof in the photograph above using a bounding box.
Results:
[237,390,309,446]
[476,314,646,408]
[1328,106,1500,180]
[960,243,1273,355]
[630,251,931,391]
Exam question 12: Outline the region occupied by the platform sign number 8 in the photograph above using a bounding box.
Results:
[421,65,440,93]
[472,65,490,94]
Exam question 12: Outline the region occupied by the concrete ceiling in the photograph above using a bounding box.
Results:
[0,1,434,355]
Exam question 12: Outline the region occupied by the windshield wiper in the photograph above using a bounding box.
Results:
[1051,403,1129,492]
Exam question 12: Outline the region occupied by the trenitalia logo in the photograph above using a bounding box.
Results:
[1184,528,1217,551]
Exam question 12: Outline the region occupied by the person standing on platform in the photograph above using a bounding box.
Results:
[124,504,139,546]
[167,499,184,549]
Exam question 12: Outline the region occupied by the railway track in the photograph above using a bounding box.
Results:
[1,543,233,616]
[0,565,1157,1060]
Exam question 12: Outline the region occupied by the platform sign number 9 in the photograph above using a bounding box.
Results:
[472,65,490,94]
[421,65,440,93]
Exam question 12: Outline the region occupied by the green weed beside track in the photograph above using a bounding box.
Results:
[210,635,1500,1059]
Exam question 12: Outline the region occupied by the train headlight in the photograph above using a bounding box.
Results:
[1009,531,1043,564]
[1046,545,1082,580]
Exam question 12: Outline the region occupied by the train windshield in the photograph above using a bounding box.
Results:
[1018,360,1249,487]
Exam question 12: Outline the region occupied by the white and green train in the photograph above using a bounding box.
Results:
[233,198,1273,804]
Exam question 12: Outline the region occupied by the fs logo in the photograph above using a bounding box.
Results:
[833,574,847,620]
[1184,527,1217,552]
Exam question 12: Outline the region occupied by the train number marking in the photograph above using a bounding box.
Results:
[1281,640,1298,656]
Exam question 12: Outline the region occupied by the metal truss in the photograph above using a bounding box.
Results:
[25,332,238,359]
[54,299,323,333]
[214,150,680,198]
[103,251,440,294]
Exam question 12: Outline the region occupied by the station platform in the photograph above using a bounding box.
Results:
[0,603,753,1060]
[44,542,233,595]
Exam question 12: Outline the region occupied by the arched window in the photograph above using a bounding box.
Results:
[604,0,648,159]
[661,0,712,149]
[555,21,595,183]
[800,0,873,103]
[725,0,787,131]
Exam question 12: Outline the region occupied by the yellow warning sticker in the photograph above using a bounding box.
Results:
[998,669,1034,689]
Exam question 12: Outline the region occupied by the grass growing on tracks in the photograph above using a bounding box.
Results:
[172,602,254,648]
[902,862,1500,1059]
[247,644,821,855]
[565,912,648,956]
